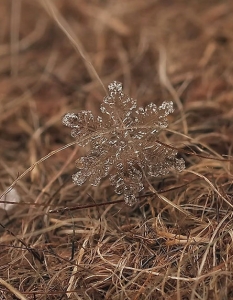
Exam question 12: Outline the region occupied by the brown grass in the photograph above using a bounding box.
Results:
[1,0,233,299]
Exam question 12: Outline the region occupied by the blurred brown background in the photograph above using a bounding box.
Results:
[1,1,233,299]
[1,0,233,172]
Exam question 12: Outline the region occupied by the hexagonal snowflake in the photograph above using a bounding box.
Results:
[62,81,185,205]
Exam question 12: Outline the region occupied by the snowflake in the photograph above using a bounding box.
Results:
[62,81,185,205]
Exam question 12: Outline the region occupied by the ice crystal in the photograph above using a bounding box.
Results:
[0,188,20,211]
[62,81,185,205]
